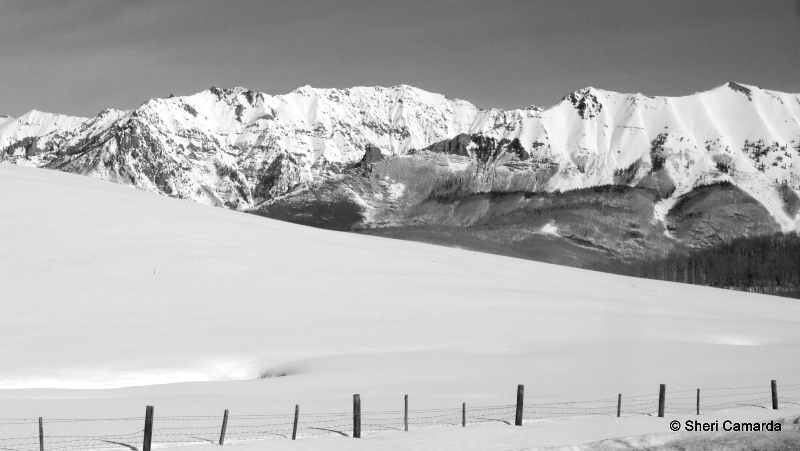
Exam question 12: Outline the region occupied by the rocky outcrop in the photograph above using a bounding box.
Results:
[359,144,385,166]
[566,88,603,119]
[2,82,800,240]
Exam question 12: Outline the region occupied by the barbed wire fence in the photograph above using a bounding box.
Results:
[1,380,798,450]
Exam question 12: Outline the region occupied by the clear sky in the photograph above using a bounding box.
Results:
[2,0,799,118]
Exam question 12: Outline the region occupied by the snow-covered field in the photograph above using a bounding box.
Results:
[2,163,800,449]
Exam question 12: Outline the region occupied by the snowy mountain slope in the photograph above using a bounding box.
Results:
[2,163,800,397]
[456,82,800,230]
[0,110,87,166]
[3,82,800,243]
[2,163,800,451]
[7,85,503,209]
[3,162,800,450]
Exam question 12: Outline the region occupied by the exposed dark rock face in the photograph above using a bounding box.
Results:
[424,134,471,157]
[360,144,385,166]
[778,183,800,216]
[453,136,527,169]
[727,81,753,101]
[253,152,305,201]
[3,137,36,158]
[566,88,603,119]
[2,83,798,275]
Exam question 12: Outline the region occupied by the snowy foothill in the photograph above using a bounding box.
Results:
[2,163,800,449]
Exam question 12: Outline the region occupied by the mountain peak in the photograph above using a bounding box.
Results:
[563,87,604,119]
[724,81,756,100]
[3,79,800,237]
[725,81,756,89]
[291,85,316,95]
[568,86,603,96]
[19,109,44,118]
[700,81,759,100]
[16,109,87,123]
[207,85,250,98]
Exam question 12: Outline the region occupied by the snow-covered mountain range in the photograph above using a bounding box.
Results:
[2,82,800,255]
[0,110,86,160]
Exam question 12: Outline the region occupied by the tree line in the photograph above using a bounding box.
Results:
[596,232,800,299]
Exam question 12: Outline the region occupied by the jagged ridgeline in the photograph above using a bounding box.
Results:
[2,82,800,290]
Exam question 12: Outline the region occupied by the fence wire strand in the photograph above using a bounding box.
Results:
[2,382,797,448]
[0,431,144,451]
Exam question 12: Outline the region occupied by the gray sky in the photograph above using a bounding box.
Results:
[2,0,800,118]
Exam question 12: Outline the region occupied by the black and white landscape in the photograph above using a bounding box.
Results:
[4,81,800,293]
[2,1,800,450]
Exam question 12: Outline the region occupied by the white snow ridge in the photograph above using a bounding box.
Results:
[2,82,800,231]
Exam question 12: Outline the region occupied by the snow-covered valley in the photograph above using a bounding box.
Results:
[1,163,800,449]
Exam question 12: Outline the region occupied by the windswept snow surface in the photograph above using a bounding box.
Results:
[1,164,800,449]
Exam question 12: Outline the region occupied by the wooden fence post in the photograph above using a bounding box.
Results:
[292,405,299,440]
[515,384,524,426]
[143,405,154,451]
[771,380,778,410]
[353,394,361,438]
[617,394,621,418]
[404,395,408,432]
[658,384,666,418]
[218,409,229,445]
[696,389,700,415]
[462,402,466,427]
[38,417,43,451]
